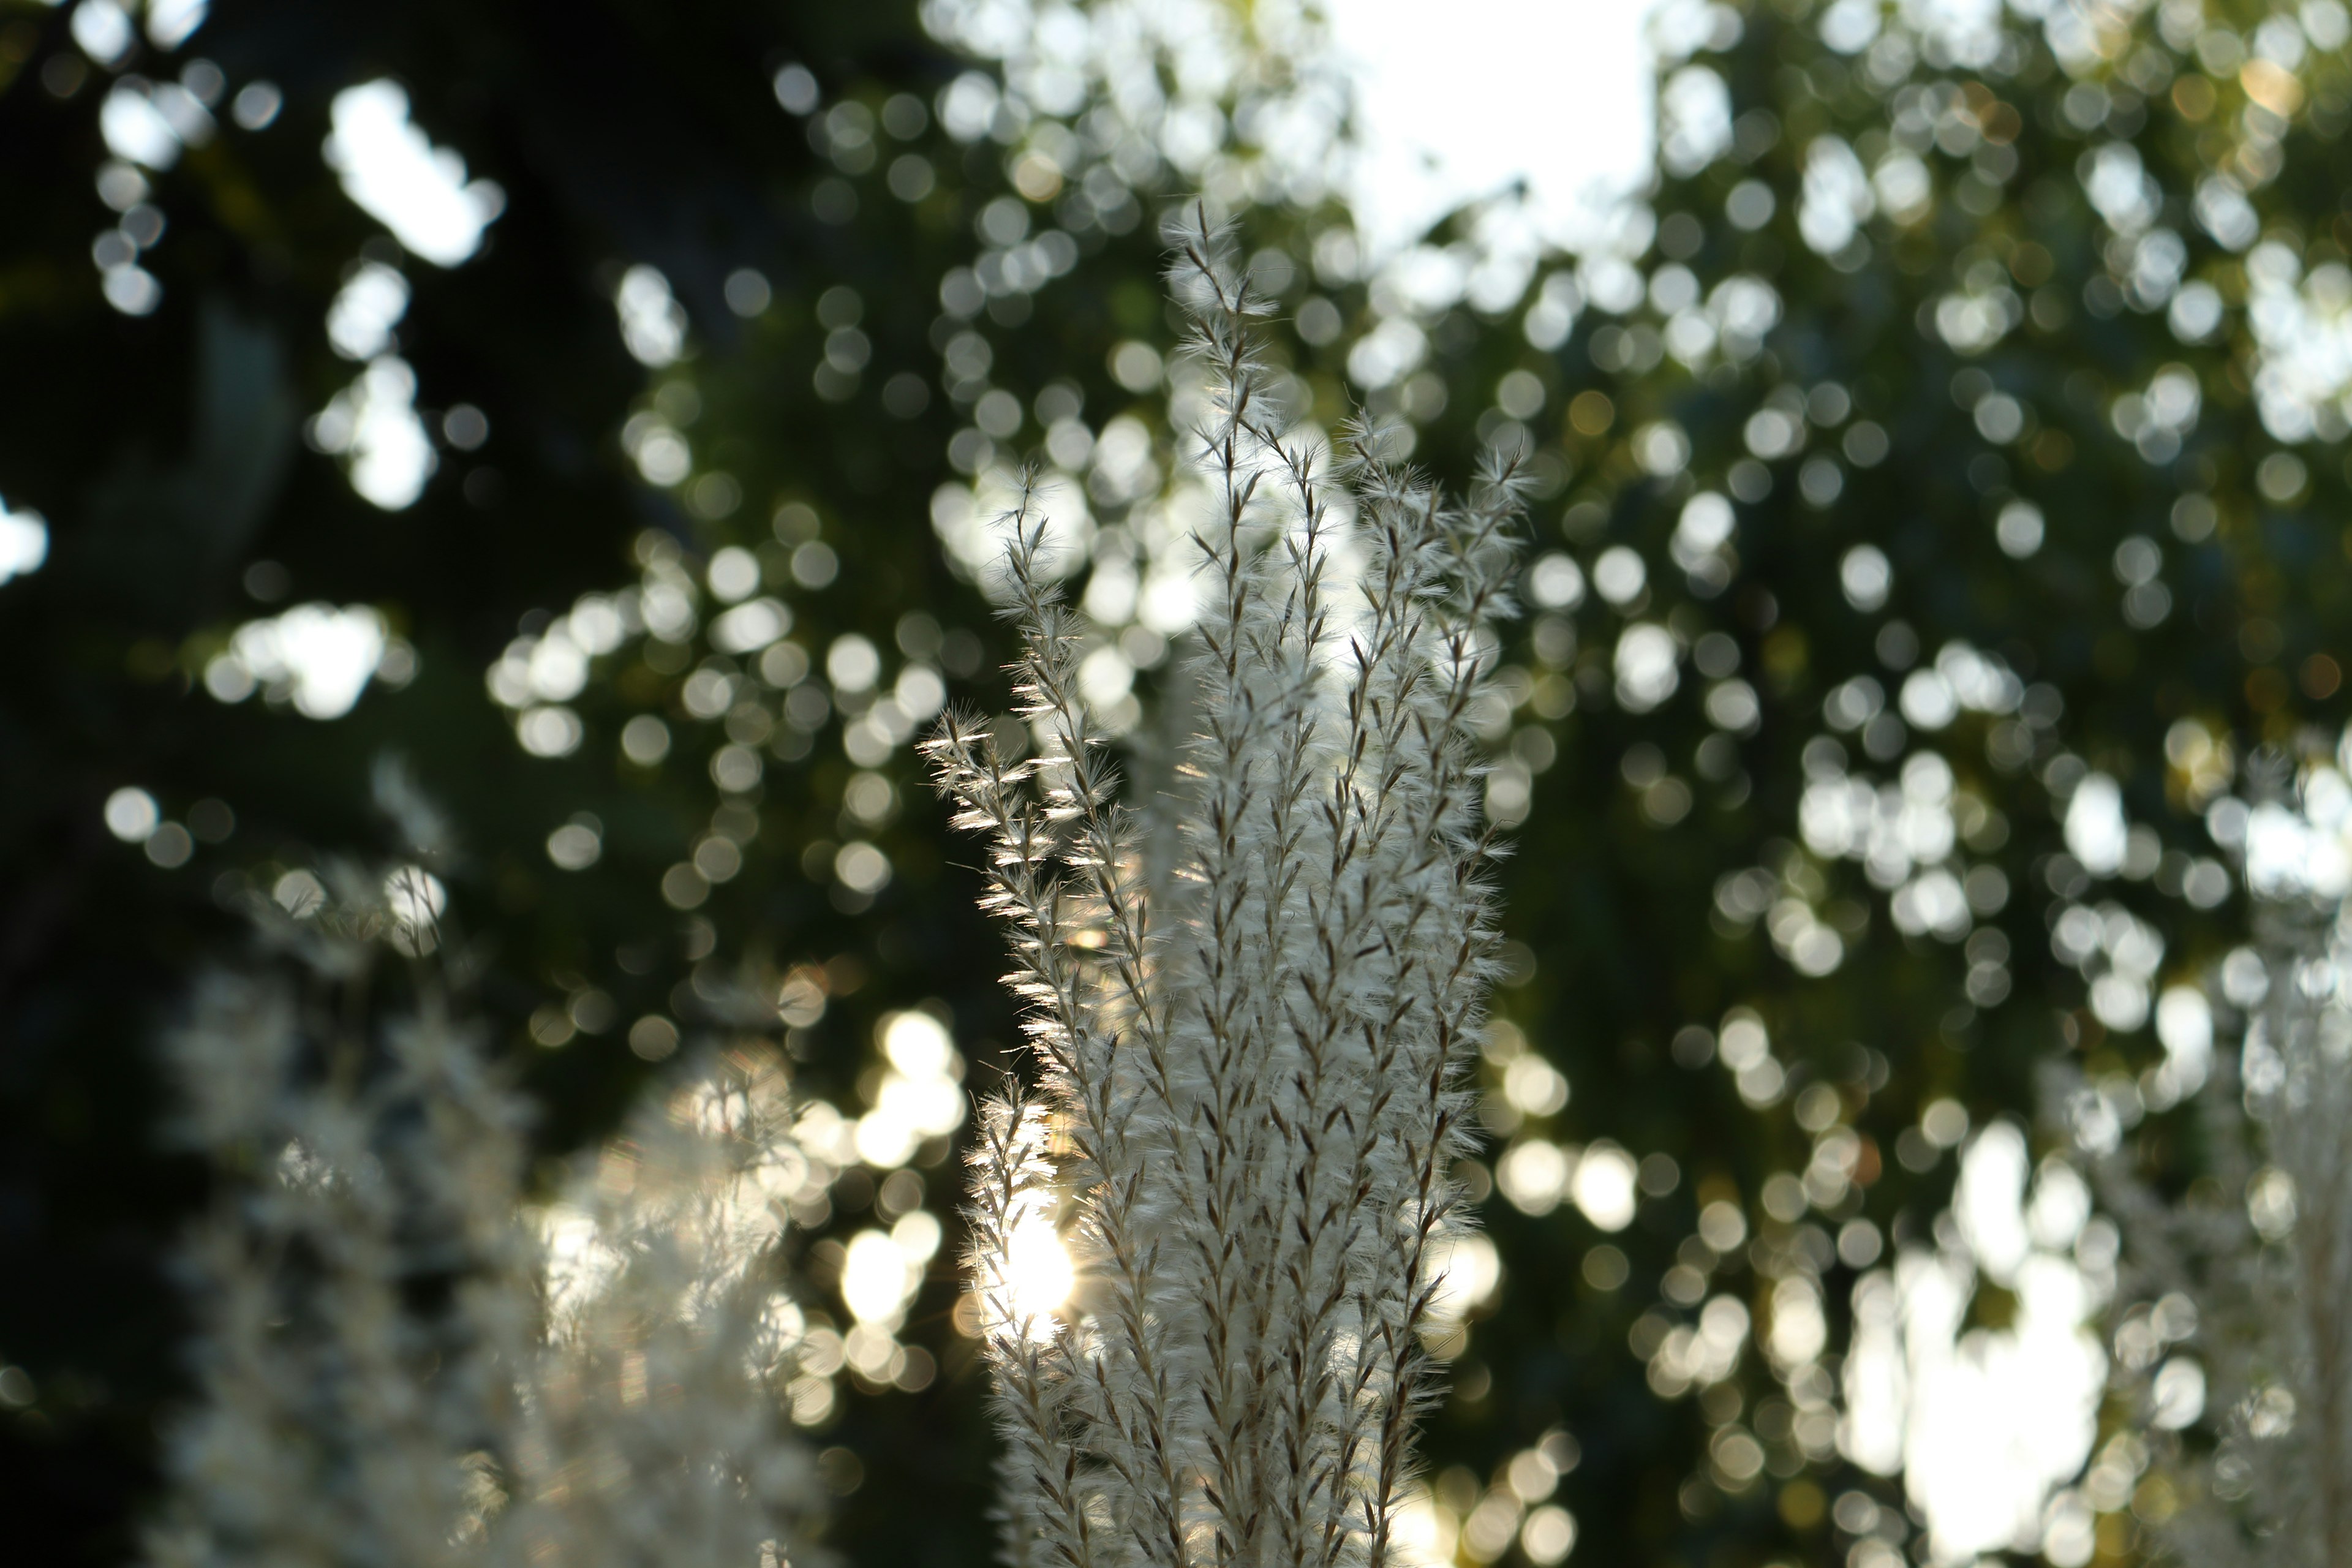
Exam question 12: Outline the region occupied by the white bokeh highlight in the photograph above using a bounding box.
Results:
[205,603,390,720]
[1841,1126,2108,1566]
[325,81,503,267]
[0,499,48,587]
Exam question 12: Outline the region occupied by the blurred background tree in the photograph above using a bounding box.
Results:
[1381,4,2352,1567]
[9,0,2352,1566]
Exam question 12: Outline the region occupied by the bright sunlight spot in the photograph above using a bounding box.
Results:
[1328,0,1663,257]
[988,1206,1075,1339]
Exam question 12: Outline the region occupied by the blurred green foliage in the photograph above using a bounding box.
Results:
[1395,4,2352,1565]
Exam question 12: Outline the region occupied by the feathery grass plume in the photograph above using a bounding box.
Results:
[146,891,538,1568]
[927,203,1522,1568]
[2087,750,2352,1567]
[148,866,824,1568]
[507,1046,824,1568]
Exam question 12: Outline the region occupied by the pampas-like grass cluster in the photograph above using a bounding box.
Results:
[2095,764,2352,1567]
[512,1047,823,1568]
[925,208,1520,1568]
[146,873,823,1568]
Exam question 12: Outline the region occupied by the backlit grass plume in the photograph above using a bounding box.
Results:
[146,866,823,1568]
[925,205,1521,1568]
[2091,750,2352,1567]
